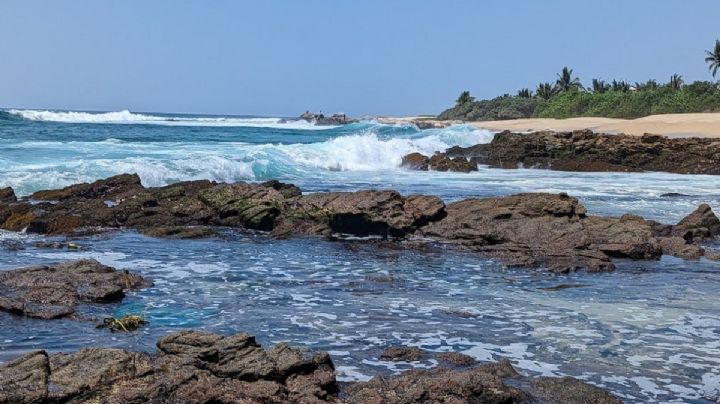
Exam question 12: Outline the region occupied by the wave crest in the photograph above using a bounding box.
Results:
[6,109,336,130]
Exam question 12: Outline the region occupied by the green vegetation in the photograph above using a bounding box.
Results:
[440,41,720,120]
[98,314,149,332]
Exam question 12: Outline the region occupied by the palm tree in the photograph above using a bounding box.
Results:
[517,88,532,98]
[611,80,630,92]
[634,79,659,91]
[456,91,475,106]
[591,79,610,93]
[668,74,684,90]
[705,40,720,78]
[555,67,583,92]
[535,82,556,100]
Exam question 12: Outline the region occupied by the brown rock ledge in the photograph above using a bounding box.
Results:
[0,331,622,404]
[1,175,718,272]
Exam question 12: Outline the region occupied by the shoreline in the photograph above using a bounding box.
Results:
[380,113,720,138]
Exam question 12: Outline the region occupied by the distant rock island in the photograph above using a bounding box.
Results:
[280,111,358,126]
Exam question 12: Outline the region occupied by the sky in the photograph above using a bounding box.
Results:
[1,0,719,117]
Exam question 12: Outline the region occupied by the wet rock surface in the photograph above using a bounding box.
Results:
[1,174,718,272]
[471,129,720,175]
[401,151,478,172]
[0,332,622,404]
[0,259,150,319]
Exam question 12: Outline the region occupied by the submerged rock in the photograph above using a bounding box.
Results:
[380,346,426,362]
[0,259,150,319]
[0,331,622,404]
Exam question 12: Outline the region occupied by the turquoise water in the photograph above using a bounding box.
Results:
[1,109,720,402]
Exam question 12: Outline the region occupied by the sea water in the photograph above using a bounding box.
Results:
[1,109,720,402]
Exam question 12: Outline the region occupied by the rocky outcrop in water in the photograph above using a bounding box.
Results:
[0,331,621,404]
[400,152,478,173]
[285,111,358,126]
[464,129,720,175]
[1,174,718,272]
[0,259,150,319]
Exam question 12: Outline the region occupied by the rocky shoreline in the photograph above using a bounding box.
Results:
[0,328,621,403]
[1,174,719,273]
[1,175,719,402]
[402,129,720,174]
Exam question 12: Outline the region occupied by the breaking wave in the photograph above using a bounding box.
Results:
[6,109,336,130]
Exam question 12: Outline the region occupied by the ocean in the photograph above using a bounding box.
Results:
[1,109,720,402]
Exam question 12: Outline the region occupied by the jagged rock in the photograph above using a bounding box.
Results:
[380,346,426,362]
[400,151,478,172]
[280,190,446,238]
[428,153,478,172]
[473,130,720,175]
[0,187,16,203]
[676,203,720,240]
[0,259,150,319]
[0,350,49,403]
[31,173,143,201]
[436,352,477,367]
[659,236,705,259]
[0,330,337,404]
[401,152,430,170]
[1,174,718,272]
[344,360,529,404]
[0,331,629,404]
[295,111,358,126]
[421,193,615,272]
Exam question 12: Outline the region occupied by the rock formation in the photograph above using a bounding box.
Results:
[1,175,718,272]
[459,129,720,175]
[0,331,622,404]
[0,259,150,319]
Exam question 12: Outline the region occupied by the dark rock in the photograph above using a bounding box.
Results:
[661,192,691,197]
[400,151,478,172]
[0,259,150,319]
[2,174,718,272]
[0,350,49,403]
[400,152,430,170]
[429,153,478,172]
[344,362,529,404]
[0,330,337,403]
[676,203,720,239]
[278,190,446,238]
[421,193,615,272]
[659,236,704,259]
[297,111,358,126]
[436,352,477,367]
[380,346,426,362]
[0,331,626,404]
[473,129,720,175]
[0,187,16,203]
[31,173,142,201]
[531,376,622,404]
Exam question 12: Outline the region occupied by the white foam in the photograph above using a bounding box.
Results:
[7,109,336,130]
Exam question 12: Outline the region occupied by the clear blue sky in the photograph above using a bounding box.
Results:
[1,0,719,116]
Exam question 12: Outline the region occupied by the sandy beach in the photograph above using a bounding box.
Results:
[470,113,720,138]
[380,113,720,138]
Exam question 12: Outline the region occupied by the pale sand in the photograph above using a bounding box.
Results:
[378,113,720,138]
[469,113,720,138]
